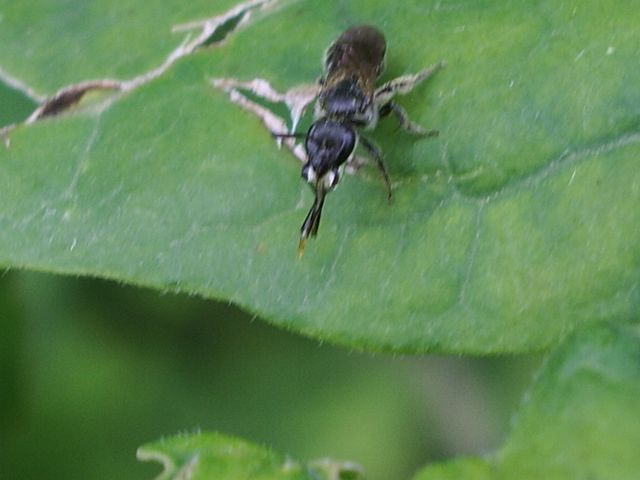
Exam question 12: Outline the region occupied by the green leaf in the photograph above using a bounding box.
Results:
[137,432,365,480]
[0,0,247,92]
[414,323,640,480]
[1,0,639,353]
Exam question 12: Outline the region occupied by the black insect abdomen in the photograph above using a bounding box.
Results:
[324,25,386,80]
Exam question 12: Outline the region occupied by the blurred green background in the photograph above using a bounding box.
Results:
[1,82,538,480]
[0,270,538,480]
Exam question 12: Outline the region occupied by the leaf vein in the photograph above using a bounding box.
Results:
[476,130,640,201]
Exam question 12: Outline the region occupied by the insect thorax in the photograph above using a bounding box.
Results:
[315,77,378,129]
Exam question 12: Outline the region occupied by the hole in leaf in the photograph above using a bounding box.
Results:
[29,80,120,122]
[38,87,91,118]
[237,87,299,131]
[0,83,37,128]
[201,10,246,47]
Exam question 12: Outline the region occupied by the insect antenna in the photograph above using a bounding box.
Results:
[298,182,327,257]
[271,132,306,139]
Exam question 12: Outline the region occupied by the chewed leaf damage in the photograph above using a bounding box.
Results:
[2,0,280,135]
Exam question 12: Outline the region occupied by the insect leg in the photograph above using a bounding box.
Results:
[374,60,445,105]
[359,136,392,201]
[379,102,439,137]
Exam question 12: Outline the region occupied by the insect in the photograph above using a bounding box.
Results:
[276,25,444,255]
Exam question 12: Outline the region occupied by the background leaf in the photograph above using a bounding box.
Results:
[414,323,640,479]
[137,323,640,480]
[138,432,365,480]
[1,0,639,353]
